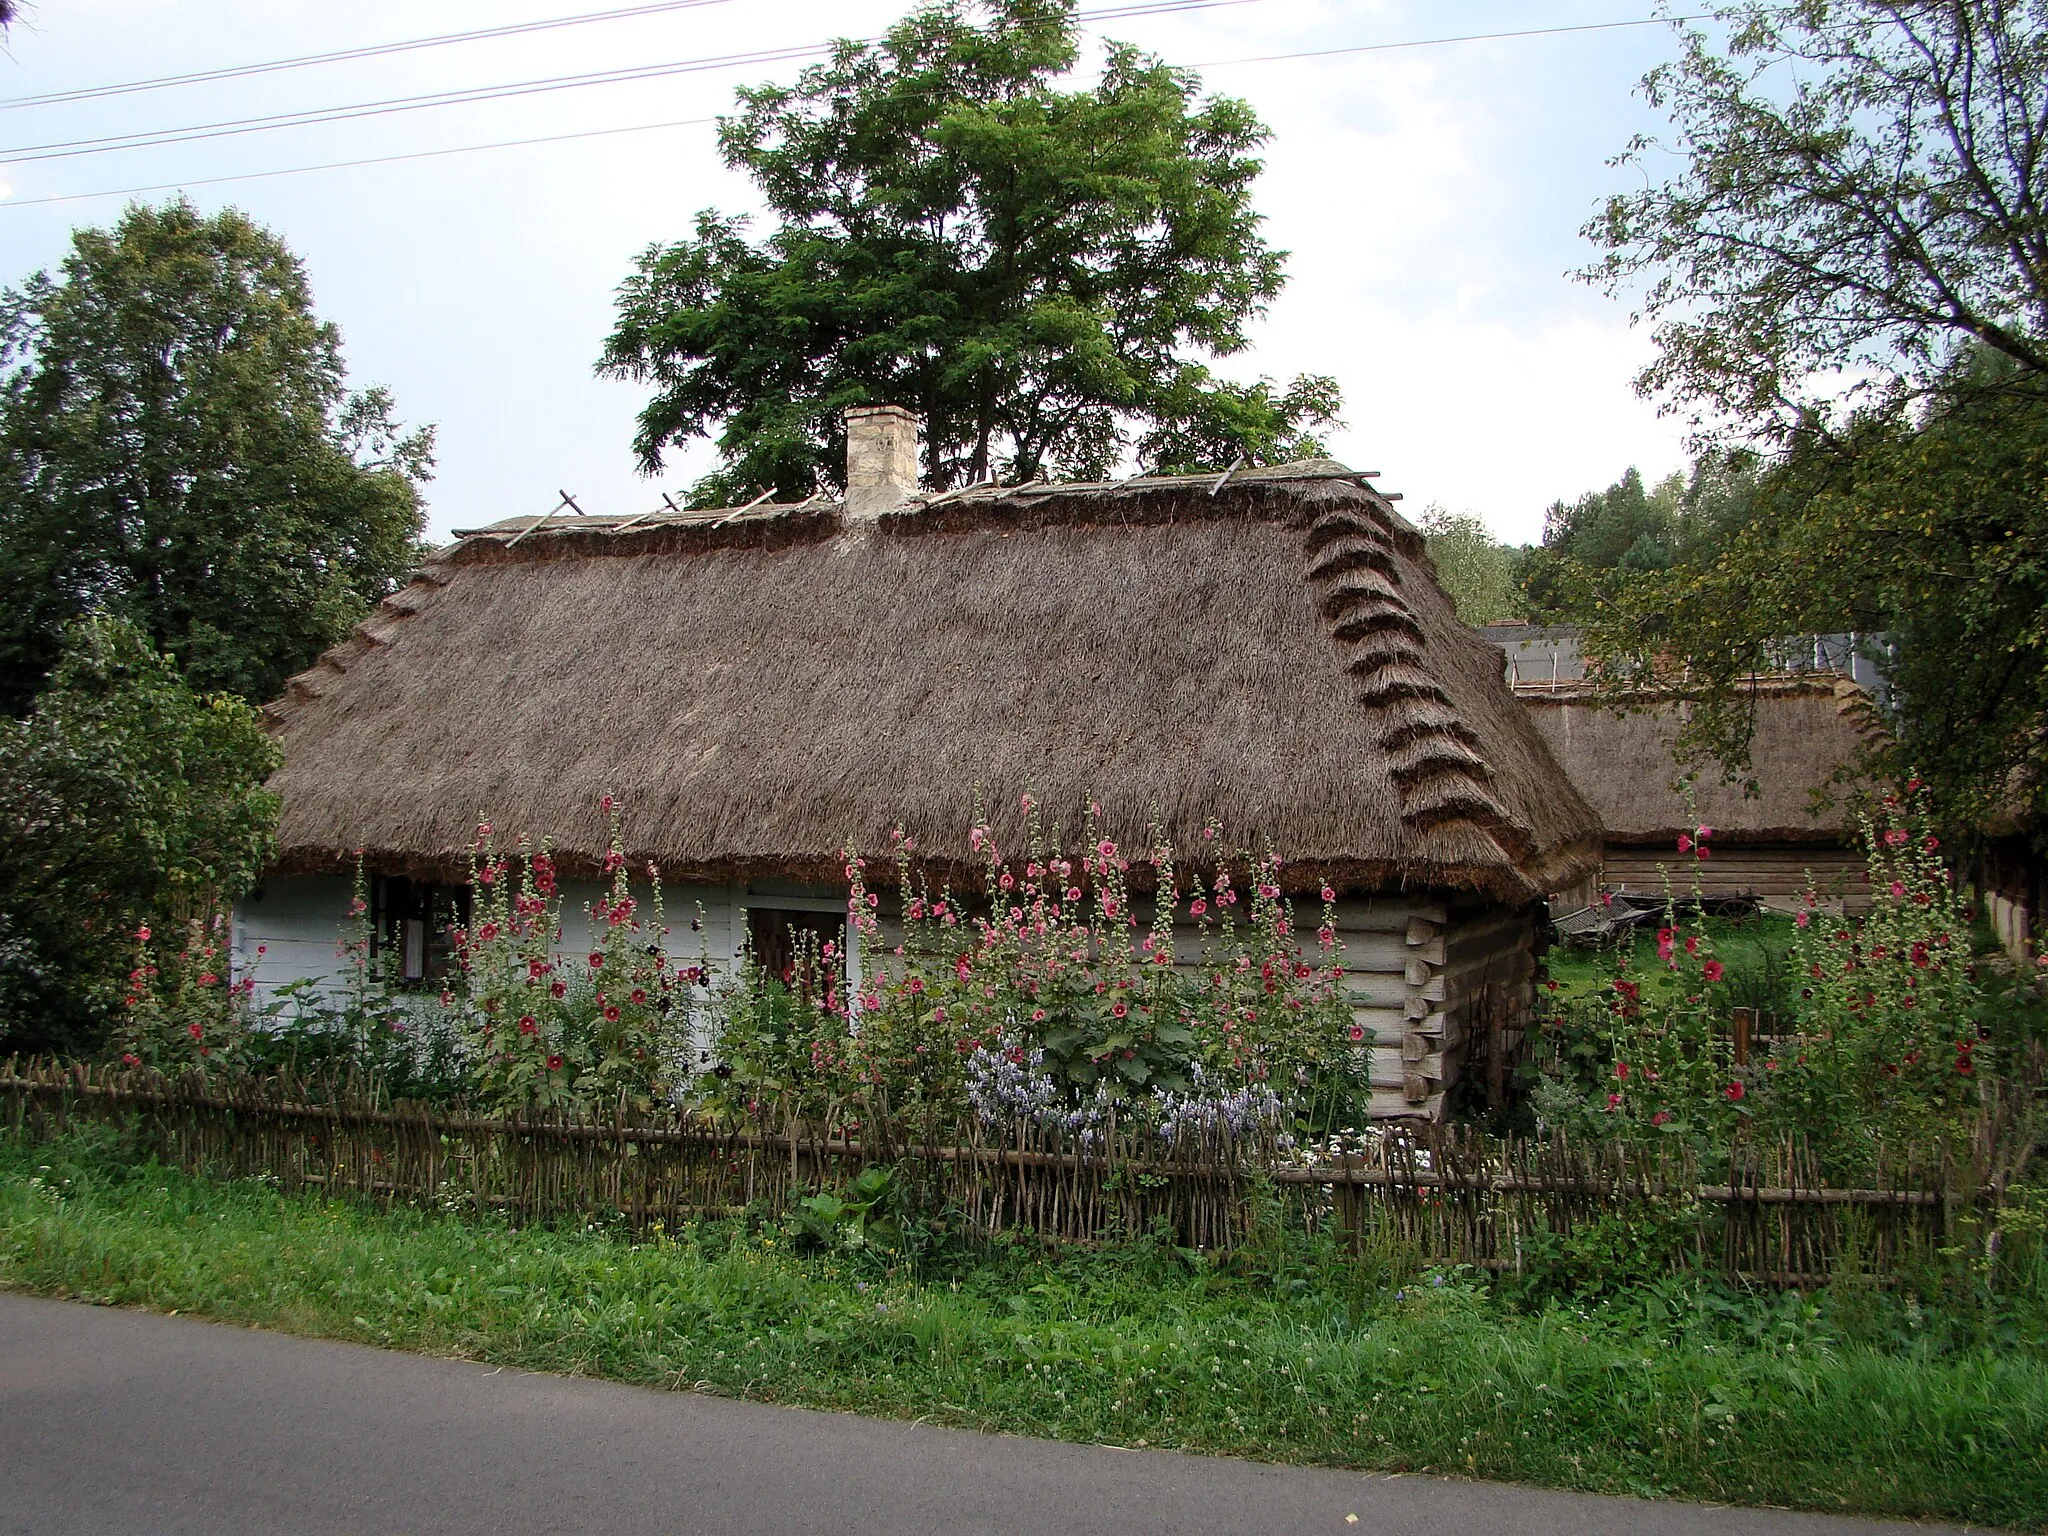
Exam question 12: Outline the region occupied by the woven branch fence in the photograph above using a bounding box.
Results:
[0,1061,2003,1285]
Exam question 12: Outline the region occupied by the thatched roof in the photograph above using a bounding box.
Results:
[1519,679,1876,846]
[265,462,1601,901]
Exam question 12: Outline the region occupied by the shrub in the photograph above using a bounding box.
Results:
[0,617,278,1055]
[1530,783,2019,1180]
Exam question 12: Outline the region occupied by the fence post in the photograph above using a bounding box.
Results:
[1732,1007,1753,1068]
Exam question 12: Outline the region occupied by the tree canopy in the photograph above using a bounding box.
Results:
[0,199,433,713]
[1417,508,1523,626]
[0,617,279,1055]
[1573,1,2048,837]
[1586,0,2048,433]
[599,0,1338,503]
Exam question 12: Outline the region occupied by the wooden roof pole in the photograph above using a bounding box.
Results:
[506,490,582,548]
[609,492,685,538]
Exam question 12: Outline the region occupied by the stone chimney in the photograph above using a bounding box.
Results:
[843,405,922,519]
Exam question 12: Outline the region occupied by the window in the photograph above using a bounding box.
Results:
[746,907,847,993]
[371,876,469,987]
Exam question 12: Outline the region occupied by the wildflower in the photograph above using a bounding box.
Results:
[197,972,218,987]
[1884,829,1909,847]
[908,977,925,995]
[1318,925,1336,947]
[1614,1061,1630,1081]
[1189,898,1208,917]
[1651,1110,1670,1126]
[518,1016,538,1037]
[1724,1080,1746,1102]
[1795,911,1810,928]
[1321,885,1336,902]
[121,1053,141,1068]
[604,1005,621,1023]
[631,988,647,1004]
[1031,1007,1046,1021]
[550,981,567,999]
[186,1023,203,1040]
[1890,881,1906,899]
[478,922,500,942]
[1104,899,1120,917]
[1702,960,1724,983]
[1677,834,1692,854]
[1606,1093,1622,1110]
[136,925,152,942]
[1112,1001,1128,1018]
[588,952,604,969]
[547,1054,564,1071]
[1347,1023,1366,1042]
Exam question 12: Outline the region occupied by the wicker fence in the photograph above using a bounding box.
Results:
[0,1060,2004,1284]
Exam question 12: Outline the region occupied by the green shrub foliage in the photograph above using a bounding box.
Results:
[0,617,279,1055]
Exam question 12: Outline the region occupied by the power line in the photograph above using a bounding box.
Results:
[0,116,722,209]
[0,0,747,112]
[1,12,1694,211]
[1190,13,1699,69]
[0,43,830,164]
[0,0,1268,165]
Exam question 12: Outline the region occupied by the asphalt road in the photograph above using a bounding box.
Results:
[0,1292,1965,1535]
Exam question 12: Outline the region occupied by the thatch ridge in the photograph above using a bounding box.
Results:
[266,467,1599,901]
[1520,679,1877,845]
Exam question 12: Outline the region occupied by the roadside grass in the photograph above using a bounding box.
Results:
[4,1126,2045,1527]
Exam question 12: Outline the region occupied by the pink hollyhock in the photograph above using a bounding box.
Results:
[1702,959,1725,982]
[1725,1080,1746,1101]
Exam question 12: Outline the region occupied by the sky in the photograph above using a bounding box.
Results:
[0,0,1699,545]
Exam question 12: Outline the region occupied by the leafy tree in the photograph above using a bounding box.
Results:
[1520,458,1757,618]
[1585,0,2048,431]
[1417,507,1522,625]
[0,617,280,1056]
[599,0,1339,503]
[0,199,433,713]
[1580,360,2048,827]
[1573,1,2048,832]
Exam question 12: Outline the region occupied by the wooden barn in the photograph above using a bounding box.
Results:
[239,407,1602,1119]
[1516,677,1875,911]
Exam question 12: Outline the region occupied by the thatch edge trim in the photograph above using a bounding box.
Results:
[1300,496,1545,893]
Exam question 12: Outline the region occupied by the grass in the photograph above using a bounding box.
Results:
[1546,912,1803,1014]
[4,1127,2048,1526]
